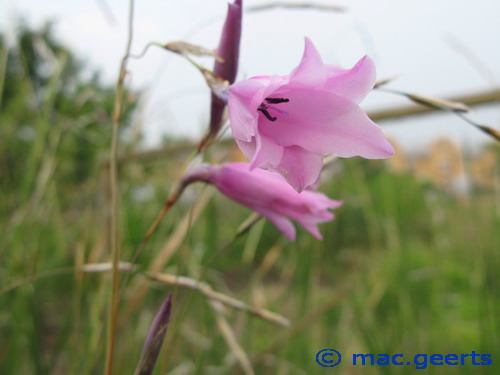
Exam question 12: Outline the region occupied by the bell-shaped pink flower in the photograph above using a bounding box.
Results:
[227,38,394,191]
[191,162,341,241]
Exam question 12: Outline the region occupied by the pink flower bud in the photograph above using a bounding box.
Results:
[134,292,172,375]
[209,0,243,133]
[192,163,341,241]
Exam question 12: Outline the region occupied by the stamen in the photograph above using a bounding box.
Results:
[265,97,290,104]
[257,99,289,121]
[257,104,277,121]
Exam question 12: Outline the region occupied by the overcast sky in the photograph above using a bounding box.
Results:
[1,0,499,150]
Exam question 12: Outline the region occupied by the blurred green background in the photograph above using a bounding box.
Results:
[1,23,499,375]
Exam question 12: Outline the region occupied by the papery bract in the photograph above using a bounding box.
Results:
[228,38,394,191]
[193,162,341,241]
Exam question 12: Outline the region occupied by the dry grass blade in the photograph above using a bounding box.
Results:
[130,41,223,62]
[133,41,230,100]
[247,2,345,13]
[375,87,500,142]
[165,41,223,62]
[404,92,471,113]
[476,126,500,141]
[82,262,136,273]
[455,112,500,142]
[210,300,255,375]
[78,262,290,327]
[374,76,398,89]
[378,87,472,113]
[149,273,290,327]
[370,88,500,121]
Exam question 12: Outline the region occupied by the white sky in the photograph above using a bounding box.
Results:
[1,0,499,150]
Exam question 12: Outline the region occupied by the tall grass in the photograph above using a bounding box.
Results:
[1,147,498,374]
[0,19,498,375]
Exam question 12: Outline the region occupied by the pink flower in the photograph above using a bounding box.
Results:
[192,162,341,241]
[227,38,394,191]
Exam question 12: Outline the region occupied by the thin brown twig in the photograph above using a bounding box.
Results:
[128,172,196,275]
[144,189,182,243]
[128,41,164,60]
[105,0,134,373]
[132,121,228,258]
[125,140,223,292]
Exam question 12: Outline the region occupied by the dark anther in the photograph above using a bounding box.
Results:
[257,103,277,121]
[265,97,290,104]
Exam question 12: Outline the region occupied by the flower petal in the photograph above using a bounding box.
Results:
[228,79,264,141]
[250,134,284,169]
[289,37,328,87]
[258,208,296,241]
[320,105,395,158]
[303,192,343,211]
[292,192,341,239]
[260,91,394,159]
[299,221,323,239]
[229,76,288,141]
[235,138,256,161]
[275,146,323,192]
[325,56,376,104]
